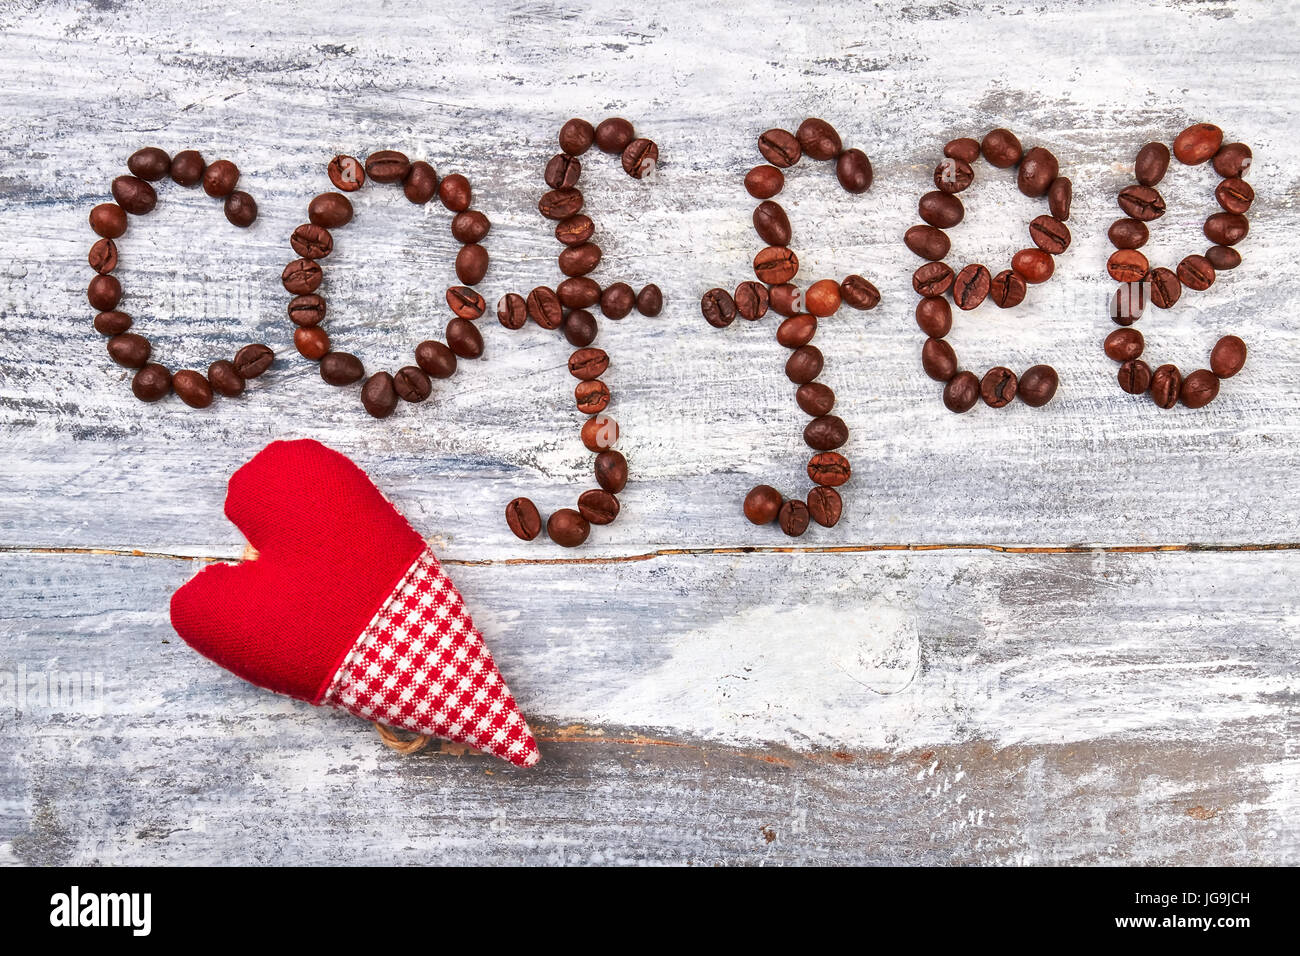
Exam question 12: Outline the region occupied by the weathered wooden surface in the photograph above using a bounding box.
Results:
[1,0,1298,864]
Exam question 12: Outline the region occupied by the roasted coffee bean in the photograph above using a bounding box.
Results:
[918,190,964,229]
[1011,248,1054,284]
[578,489,620,525]
[1029,215,1070,254]
[1048,177,1073,221]
[913,262,954,297]
[415,340,456,378]
[291,223,333,259]
[361,371,398,418]
[758,128,801,168]
[804,414,848,451]
[744,485,782,525]
[922,337,958,382]
[840,275,879,311]
[989,270,1027,309]
[1204,212,1249,246]
[1104,327,1144,362]
[1107,249,1149,283]
[547,508,590,547]
[294,326,330,360]
[1108,218,1150,249]
[981,128,1022,167]
[807,485,843,528]
[836,148,873,193]
[745,164,785,199]
[904,224,950,261]
[394,365,432,403]
[563,309,599,347]
[778,497,810,537]
[1215,177,1254,214]
[132,363,171,402]
[93,310,131,335]
[797,118,842,160]
[288,293,326,327]
[308,192,353,228]
[282,258,323,294]
[1176,254,1215,292]
[804,279,841,318]
[455,243,490,285]
[493,292,526,330]
[112,175,157,215]
[1149,364,1182,409]
[934,158,973,193]
[944,138,981,163]
[173,369,213,409]
[594,449,628,493]
[208,359,245,398]
[202,160,239,198]
[734,280,769,320]
[365,150,410,184]
[1018,365,1058,407]
[622,138,658,178]
[438,173,472,212]
[1017,147,1059,198]
[581,413,619,452]
[636,284,663,317]
[88,274,122,311]
[1111,281,1146,326]
[576,379,611,414]
[320,351,364,386]
[786,345,824,384]
[328,154,365,191]
[753,200,792,246]
[568,347,609,380]
[1117,184,1166,221]
[1135,142,1171,186]
[1148,267,1182,309]
[88,238,118,274]
[89,203,127,239]
[545,153,582,189]
[527,286,563,329]
[558,241,602,277]
[1213,142,1252,179]
[915,296,952,337]
[128,147,171,181]
[403,161,438,204]
[558,277,601,308]
[1206,244,1242,271]
[555,214,595,246]
[1180,369,1220,408]
[107,332,151,368]
[559,118,596,156]
[769,283,802,317]
[777,313,817,348]
[223,190,258,227]
[1118,358,1152,394]
[1210,335,1247,378]
[169,150,205,187]
[505,497,543,541]
[981,367,1018,408]
[952,264,991,311]
[234,344,273,379]
[447,317,484,358]
[796,381,835,416]
[808,452,850,487]
[600,282,636,320]
[701,287,737,328]
[538,187,584,220]
[595,117,635,154]
[451,210,491,244]
[942,371,980,413]
[1173,123,1223,165]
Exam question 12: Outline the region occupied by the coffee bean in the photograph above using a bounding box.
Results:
[233,344,273,379]
[797,118,842,160]
[538,187,584,220]
[1048,177,1072,221]
[208,359,245,397]
[88,238,118,274]
[581,413,619,452]
[1117,184,1166,221]
[1149,364,1182,409]
[836,148,873,193]
[220,190,257,227]
[804,414,848,450]
[112,175,157,215]
[288,293,326,327]
[169,150,205,187]
[622,138,658,179]
[1108,218,1149,249]
[569,347,609,380]
[913,262,954,297]
[758,128,801,168]
[745,164,785,199]
[701,288,737,328]
[202,160,239,198]
[789,280,835,322]
[1107,249,1149,283]
[595,117,635,154]
[282,258,323,294]
[1011,248,1054,284]
[108,332,151,368]
[394,365,432,403]
[328,154,365,191]
[796,381,835,416]
[320,351,364,386]
[594,449,628,493]
[451,210,491,244]
[308,192,353,228]
[131,363,171,402]
[1173,123,1223,165]
[753,200,792,246]
[294,326,330,360]
[545,153,582,189]
[840,275,879,311]
[560,118,596,155]
[1017,147,1059,198]
[1180,369,1220,408]
[447,317,484,358]
[1029,215,1070,254]
[563,309,599,347]
[505,497,542,541]
[173,369,213,409]
[291,223,333,259]
[918,190,964,229]
[578,489,620,525]
[952,264,991,311]
[93,310,131,335]
[808,452,850,487]
[527,286,563,329]
[1204,212,1249,246]
[636,284,664,317]
[88,274,121,311]
[744,485,782,525]
[415,340,456,378]
[915,296,952,337]
[943,371,980,413]
[364,150,410,184]
[904,224,950,261]
[558,277,601,309]
[600,282,635,320]
[922,337,958,382]
[777,313,817,348]
[1118,358,1152,394]
[989,270,1027,309]
[734,280,769,320]
[1206,245,1242,271]
[1176,254,1215,292]
[1210,335,1247,378]
[128,147,171,181]
[1213,143,1252,179]
[361,371,398,418]
[1135,142,1171,186]
[576,379,611,414]
[1104,328,1144,361]
[1111,281,1146,325]
[934,157,973,193]
[1018,365,1059,407]
[438,173,472,212]
[403,161,438,204]
[455,243,489,285]
[786,345,824,384]
[981,128,1022,167]
[778,498,810,537]
[944,138,981,163]
[555,214,595,246]
[547,508,590,547]
[1215,177,1254,214]
[1148,267,1181,309]
[89,203,127,239]
[981,367,1018,408]
[807,486,843,527]
[559,241,602,277]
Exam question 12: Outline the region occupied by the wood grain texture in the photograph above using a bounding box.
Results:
[1,0,1297,864]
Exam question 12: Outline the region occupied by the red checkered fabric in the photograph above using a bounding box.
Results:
[322,547,541,768]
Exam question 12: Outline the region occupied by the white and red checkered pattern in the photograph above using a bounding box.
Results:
[322,547,540,767]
